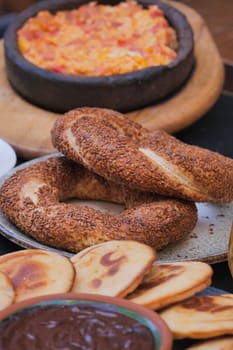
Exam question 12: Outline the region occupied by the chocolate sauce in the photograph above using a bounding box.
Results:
[0,303,156,350]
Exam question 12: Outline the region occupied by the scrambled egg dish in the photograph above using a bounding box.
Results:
[18,0,178,76]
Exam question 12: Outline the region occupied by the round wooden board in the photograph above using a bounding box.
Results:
[0,1,224,160]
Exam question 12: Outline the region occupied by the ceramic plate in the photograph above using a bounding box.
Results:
[0,154,232,263]
[0,139,16,177]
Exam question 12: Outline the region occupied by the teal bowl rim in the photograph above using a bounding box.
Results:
[0,292,173,350]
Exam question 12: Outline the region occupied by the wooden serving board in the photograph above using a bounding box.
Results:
[0,1,224,160]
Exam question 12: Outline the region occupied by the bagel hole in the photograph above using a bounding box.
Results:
[66,199,125,215]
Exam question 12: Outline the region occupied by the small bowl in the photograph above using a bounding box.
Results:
[0,292,173,350]
[3,0,194,113]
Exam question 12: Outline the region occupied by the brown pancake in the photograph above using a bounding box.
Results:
[127,261,213,309]
[186,336,233,350]
[71,240,156,297]
[0,249,75,302]
[0,271,15,310]
[160,294,233,339]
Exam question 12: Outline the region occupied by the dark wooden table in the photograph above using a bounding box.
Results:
[0,3,232,348]
[0,0,232,294]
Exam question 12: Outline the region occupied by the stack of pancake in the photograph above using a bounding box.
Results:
[0,240,232,349]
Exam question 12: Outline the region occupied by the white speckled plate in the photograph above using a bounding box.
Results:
[0,139,17,177]
[0,154,232,263]
[158,202,233,263]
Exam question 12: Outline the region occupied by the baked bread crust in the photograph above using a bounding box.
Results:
[0,156,197,252]
[51,107,233,203]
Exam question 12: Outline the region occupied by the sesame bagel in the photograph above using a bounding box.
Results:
[51,107,233,203]
[0,156,197,252]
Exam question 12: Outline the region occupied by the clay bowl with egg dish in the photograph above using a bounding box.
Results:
[0,293,173,350]
[4,0,194,113]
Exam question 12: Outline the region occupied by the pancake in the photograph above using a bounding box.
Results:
[0,249,75,302]
[0,271,15,310]
[186,336,233,349]
[127,261,213,309]
[160,294,233,339]
[71,240,156,297]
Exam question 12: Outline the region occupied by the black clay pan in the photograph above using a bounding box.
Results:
[4,0,194,113]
